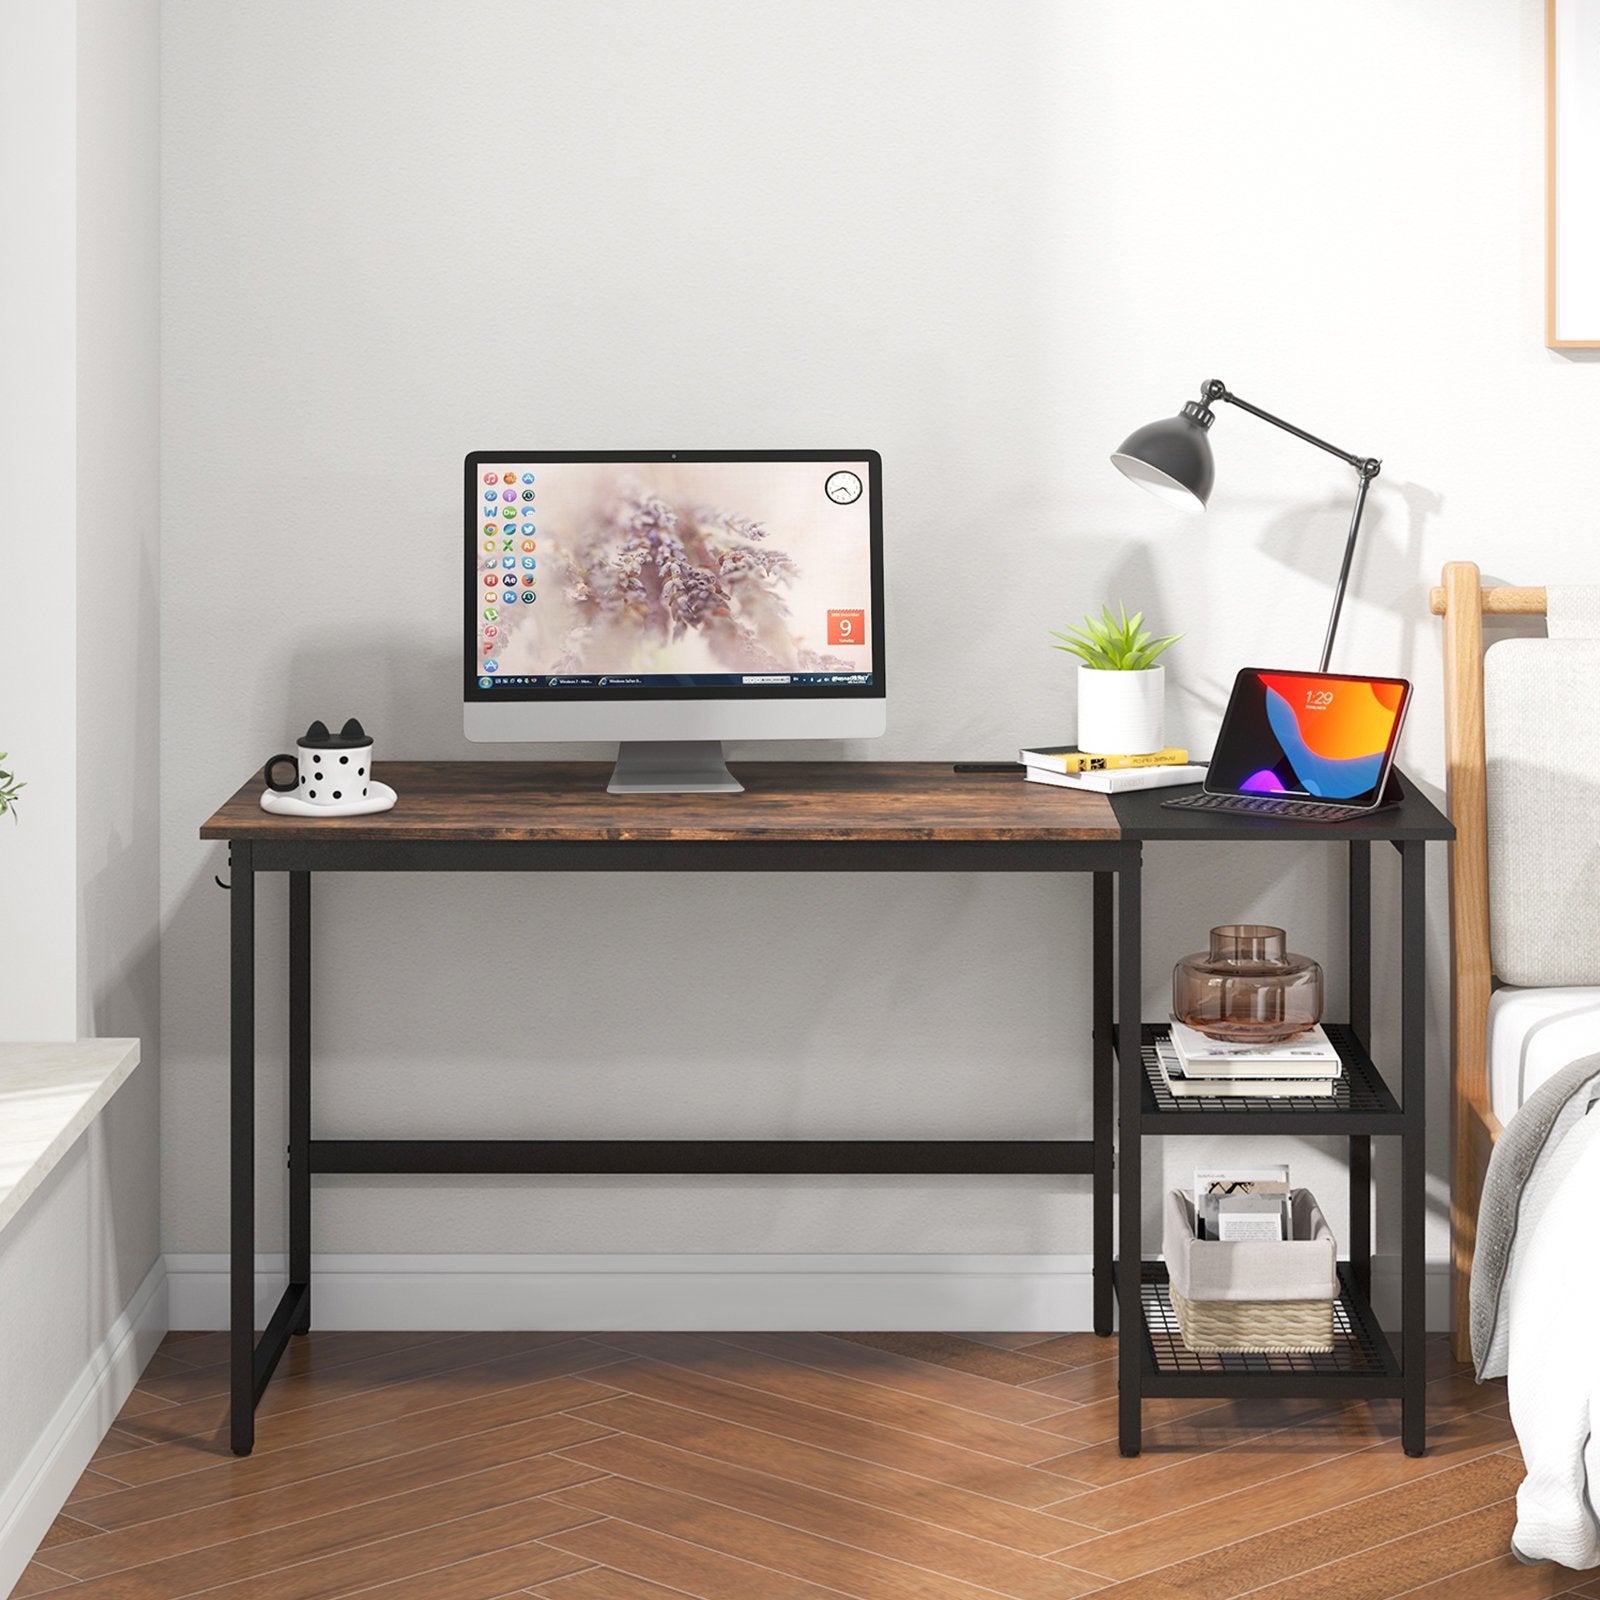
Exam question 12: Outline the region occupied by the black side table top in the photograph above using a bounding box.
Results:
[1111,767,1453,843]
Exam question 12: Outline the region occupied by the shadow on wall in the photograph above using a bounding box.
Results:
[1107,477,1445,798]
[1079,472,1441,766]
[1255,478,1444,676]
[285,638,472,763]
[83,912,160,1311]
[1090,538,1227,752]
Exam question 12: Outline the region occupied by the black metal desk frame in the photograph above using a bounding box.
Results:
[227,834,1133,1456]
[225,789,1448,1460]
[1111,836,1430,1459]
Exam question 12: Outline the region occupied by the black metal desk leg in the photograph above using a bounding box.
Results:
[1348,841,1372,1046]
[1349,1135,1372,1301]
[1348,841,1372,1301]
[289,872,311,1334]
[1400,841,1427,1455]
[230,842,256,1456]
[1116,846,1143,1456]
[1092,871,1114,1337]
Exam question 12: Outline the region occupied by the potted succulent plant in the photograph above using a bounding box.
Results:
[1051,604,1181,755]
[0,754,21,822]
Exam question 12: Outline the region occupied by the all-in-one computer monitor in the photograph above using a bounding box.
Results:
[464,451,885,792]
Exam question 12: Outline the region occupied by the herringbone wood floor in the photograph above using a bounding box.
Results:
[8,1327,1588,1600]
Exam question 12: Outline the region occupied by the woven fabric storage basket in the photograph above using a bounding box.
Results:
[1164,1188,1336,1354]
[1168,1281,1333,1352]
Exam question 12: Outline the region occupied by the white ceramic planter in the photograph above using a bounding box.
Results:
[1077,664,1166,755]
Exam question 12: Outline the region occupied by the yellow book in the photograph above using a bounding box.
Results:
[1019,744,1188,775]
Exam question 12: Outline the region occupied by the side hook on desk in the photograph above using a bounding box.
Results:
[215,847,232,891]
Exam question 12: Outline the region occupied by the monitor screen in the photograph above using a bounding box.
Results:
[1206,668,1410,807]
[464,452,882,702]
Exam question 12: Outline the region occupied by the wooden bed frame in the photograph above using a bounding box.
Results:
[1428,561,1550,1360]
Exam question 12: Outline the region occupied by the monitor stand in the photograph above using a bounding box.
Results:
[607,740,743,794]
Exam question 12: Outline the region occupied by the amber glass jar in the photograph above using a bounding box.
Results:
[1173,924,1323,1044]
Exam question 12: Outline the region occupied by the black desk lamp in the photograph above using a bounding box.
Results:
[1111,378,1381,673]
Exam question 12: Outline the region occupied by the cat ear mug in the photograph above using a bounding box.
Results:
[260,719,396,817]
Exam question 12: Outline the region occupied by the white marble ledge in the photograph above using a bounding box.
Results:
[0,1040,140,1239]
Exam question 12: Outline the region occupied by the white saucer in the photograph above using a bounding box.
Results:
[260,780,397,819]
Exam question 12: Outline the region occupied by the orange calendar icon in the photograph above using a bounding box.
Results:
[827,609,865,646]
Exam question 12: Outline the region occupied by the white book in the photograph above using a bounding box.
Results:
[1168,1018,1341,1074]
[1019,744,1190,774]
[1157,1043,1335,1098]
[1215,1202,1288,1241]
[1025,764,1207,795]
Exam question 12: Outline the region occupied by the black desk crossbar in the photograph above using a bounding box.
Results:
[306,1138,1094,1176]
[247,838,1118,874]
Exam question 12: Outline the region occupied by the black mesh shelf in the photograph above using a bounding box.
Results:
[1126,1261,1402,1397]
[1134,1022,1402,1133]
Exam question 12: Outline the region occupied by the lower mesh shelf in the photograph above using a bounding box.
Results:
[1134,1260,1399,1379]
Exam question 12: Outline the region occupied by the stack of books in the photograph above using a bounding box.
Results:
[1020,745,1206,794]
[1156,1019,1343,1098]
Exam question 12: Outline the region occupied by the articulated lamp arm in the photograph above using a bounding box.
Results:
[1196,380,1381,673]
[1198,379,1380,481]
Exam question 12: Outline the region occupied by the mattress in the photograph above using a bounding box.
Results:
[1488,985,1600,1123]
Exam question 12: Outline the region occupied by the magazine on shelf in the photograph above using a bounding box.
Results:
[1193,1164,1292,1240]
[1167,1018,1341,1075]
[1214,1195,1289,1240]
[1155,1040,1336,1098]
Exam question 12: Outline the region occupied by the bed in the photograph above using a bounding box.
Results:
[1433,562,1600,1564]
[1430,562,1600,1358]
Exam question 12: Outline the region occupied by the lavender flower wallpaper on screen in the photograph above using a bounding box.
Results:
[477,461,873,677]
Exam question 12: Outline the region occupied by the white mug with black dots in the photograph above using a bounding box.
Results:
[265,719,375,806]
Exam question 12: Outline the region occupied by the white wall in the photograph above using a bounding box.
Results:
[78,0,163,1320]
[0,0,163,1559]
[0,5,79,1040]
[160,0,1583,1315]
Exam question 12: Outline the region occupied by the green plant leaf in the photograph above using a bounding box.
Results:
[1050,603,1182,670]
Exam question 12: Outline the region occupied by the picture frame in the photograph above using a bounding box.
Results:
[1548,0,1600,347]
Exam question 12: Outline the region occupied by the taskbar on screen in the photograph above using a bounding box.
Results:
[475,672,875,689]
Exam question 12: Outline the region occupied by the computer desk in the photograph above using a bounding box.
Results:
[200,760,1450,1458]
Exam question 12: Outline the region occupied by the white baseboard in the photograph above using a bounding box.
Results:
[165,1251,1456,1334]
[166,1252,1099,1332]
[0,1257,167,1598]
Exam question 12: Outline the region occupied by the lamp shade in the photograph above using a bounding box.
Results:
[1110,410,1214,511]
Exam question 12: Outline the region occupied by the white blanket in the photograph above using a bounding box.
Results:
[1507,1101,1600,1567]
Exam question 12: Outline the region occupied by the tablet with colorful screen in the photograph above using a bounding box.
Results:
[1205,669,1411,811]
